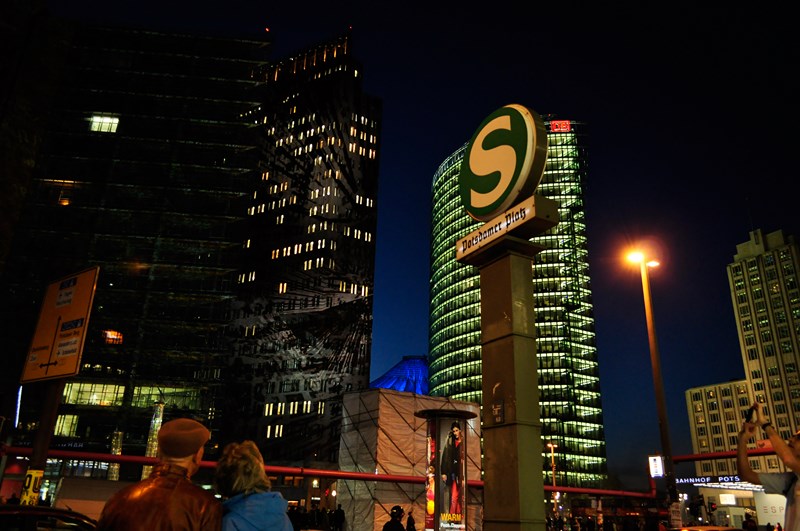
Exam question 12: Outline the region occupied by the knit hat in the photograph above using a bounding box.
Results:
[157,418,210,458]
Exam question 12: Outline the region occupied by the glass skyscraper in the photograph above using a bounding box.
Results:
[428,118,607,487]
[0,23,268,470]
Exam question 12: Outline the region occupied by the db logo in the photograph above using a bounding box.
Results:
[458,104,548,221]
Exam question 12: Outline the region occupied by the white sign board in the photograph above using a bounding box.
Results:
[754,492,786,527]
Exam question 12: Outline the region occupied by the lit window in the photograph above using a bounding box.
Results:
[102,329,124,345]
[55,414,78,437]
[90,114,119,133]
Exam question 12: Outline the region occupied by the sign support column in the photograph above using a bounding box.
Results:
[456,104,558,531]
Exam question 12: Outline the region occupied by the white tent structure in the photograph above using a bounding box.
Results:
[337,388,482,531]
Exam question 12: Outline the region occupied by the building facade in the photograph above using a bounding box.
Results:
[2,19,380,484]
[0,22,269,473]
[684,380,752,478]
[685,229,800,479]
[222,33,381,464]
[428,117,607,487]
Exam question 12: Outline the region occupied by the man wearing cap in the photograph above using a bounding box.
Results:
[97,418,222,531]
[383,506,405,531]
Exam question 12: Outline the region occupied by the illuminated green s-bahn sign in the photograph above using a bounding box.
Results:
[458,104,548,221]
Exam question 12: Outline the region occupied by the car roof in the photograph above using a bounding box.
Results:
[0,504,97,528]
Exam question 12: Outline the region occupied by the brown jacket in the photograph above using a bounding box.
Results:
[97,463,222,531]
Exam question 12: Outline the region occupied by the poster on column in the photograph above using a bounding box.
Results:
[438,418,465,531]
[425,420,436,531]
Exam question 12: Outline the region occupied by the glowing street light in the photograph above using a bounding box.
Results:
[626,250,678,504]
[547,442,558,515]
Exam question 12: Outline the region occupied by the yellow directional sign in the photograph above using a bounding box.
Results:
[20,267,100,384]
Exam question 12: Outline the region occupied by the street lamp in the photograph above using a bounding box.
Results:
[626,251,678,504]
[547,442,558,515]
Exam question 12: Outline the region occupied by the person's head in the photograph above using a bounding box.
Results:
[157,418,211,473]
[391,506,405,520]
[214,440,271,497]
[450,422,461,440]
[786,430,800,458]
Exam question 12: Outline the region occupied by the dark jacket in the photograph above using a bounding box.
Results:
[383,519,405,531]
[97,463,222,531]
[222,491,293,531]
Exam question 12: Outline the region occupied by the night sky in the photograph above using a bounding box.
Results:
[45,2,799,490]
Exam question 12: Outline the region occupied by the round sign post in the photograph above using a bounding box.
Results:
[459,104,547,221]
[455,104,558,531]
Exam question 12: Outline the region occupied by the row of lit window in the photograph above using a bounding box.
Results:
[62,383,199,409]
[339,281,369,297]
[292,137,343,156]
[264,42,345,81]
[270,182,290,194]
[247,196,298,215]
[271,239,334,260]
[347,143,377,159]
[310,185,337,199]
[311,64,359,82]
[89,114,119,133]
[310,203,338,216]
[267,233,373,264]
[351,112,377,128]
[304,257,335,270]
[264,400,325,416]
[342,226,372,241]
[546,132,577,146]
[349,126,377,144]
[238,271,257,283]
[354,194,374,207]
[312,153,338,166]
[239,105,262,119]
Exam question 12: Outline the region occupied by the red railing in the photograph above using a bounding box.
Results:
[1,445,658,498]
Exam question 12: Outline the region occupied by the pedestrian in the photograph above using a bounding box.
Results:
[743,514,758,531]
[383,506,405,531]
[214,440,293,531]
[406,508,416,531]
[96,418,222,531]
[777,524,783,531]
[307,503,328,530]
[332,504,345,531]
[737,403,799,531]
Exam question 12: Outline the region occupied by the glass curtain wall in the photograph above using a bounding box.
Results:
[428,119,607,487]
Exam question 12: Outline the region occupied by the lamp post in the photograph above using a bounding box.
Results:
[547,442,558,516]
[627,251,678,504]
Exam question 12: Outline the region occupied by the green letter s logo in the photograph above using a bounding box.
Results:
[458,104,547,221]
[468,114,516,209]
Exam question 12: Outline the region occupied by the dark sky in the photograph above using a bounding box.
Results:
[47,2,800,490]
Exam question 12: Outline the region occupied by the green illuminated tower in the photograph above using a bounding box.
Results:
[428,118,607,487]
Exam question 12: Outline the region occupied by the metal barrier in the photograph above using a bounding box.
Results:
[0,444,658,499]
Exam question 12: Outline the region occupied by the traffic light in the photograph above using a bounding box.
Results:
[708,501,717,513]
